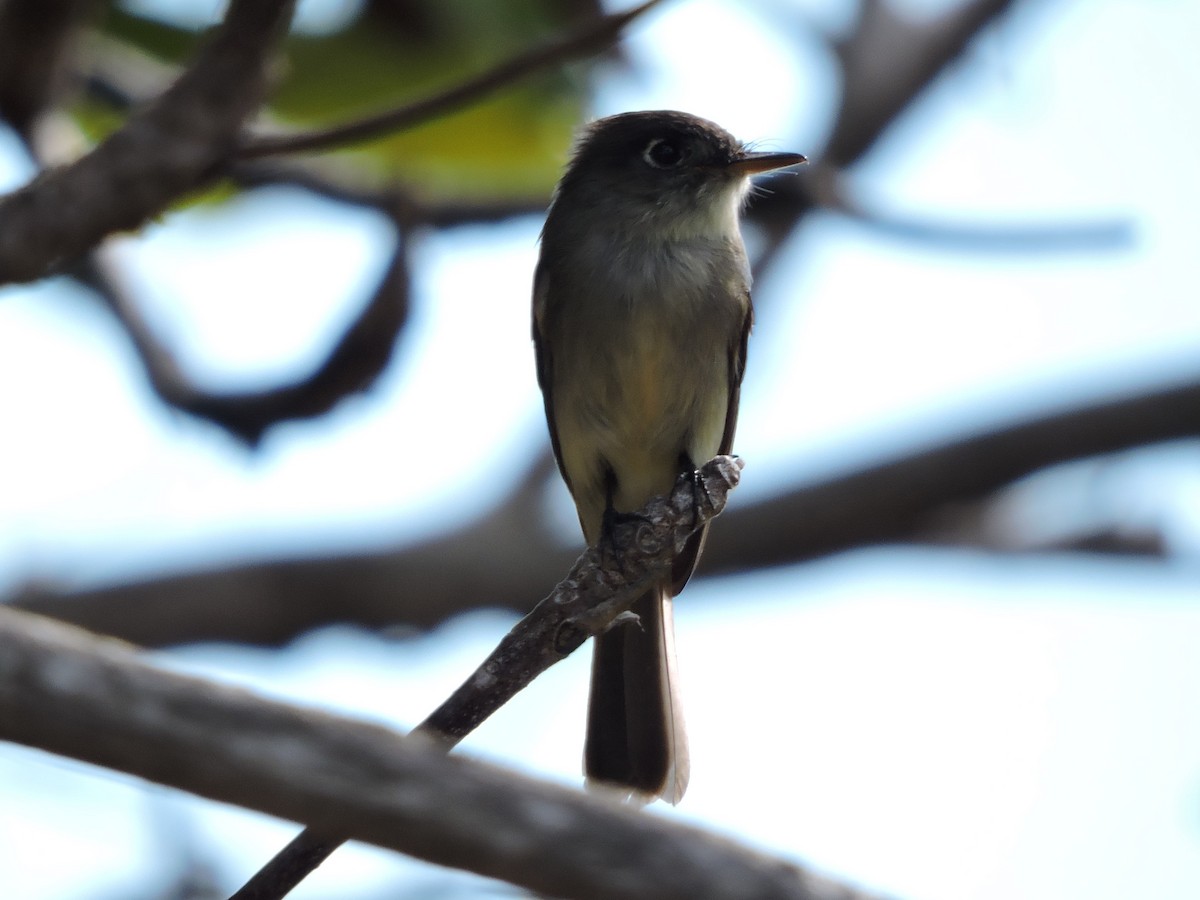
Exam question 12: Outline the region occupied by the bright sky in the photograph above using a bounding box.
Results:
[2,0,1200,898]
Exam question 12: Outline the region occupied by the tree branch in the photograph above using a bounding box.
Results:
[233,456,744,898]
[65,233,411,446]
[748,0,1021,280]
[237,0,667,160]
[10,7,413,447]
[825,0,1018,166]
[227,157,550,226]
[707,376,1200,573]
[0,0,295,286]
[0,460,870,900]
[419,455,744,744]
[0,605,876,900]
[12,373,1200,647]
[50,0,654,446]
[81,52,554,227]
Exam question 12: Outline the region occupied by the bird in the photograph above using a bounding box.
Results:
[532,110,804,803]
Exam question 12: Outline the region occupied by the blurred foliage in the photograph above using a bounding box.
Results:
[77,0,601,200]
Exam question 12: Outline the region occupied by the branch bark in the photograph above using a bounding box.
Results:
[0,603,875,900]
[0,0,295,285]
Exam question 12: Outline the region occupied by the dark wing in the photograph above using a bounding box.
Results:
[532,259,573,494]
[720,295,753,457]
[670,297,753,594]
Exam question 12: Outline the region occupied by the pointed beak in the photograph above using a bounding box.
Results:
[727,150,807,176]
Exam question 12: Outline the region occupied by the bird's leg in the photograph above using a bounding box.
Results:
[599,467,647,566]
[678,451,710,527]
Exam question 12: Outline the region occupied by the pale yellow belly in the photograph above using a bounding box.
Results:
[554,332,730,543]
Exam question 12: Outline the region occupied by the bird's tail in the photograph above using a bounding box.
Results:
[584,582,690,804]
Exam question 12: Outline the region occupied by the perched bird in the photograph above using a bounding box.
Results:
[533,110,804,803]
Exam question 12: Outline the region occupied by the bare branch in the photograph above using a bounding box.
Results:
[0,601,873,900]
[78,35,554,229]
[746,0,1021,279]
[705,377,1200,573]
[180,239,409,446]
[54,0,637,446]
[7,35,418,448]
[418,455,745,744]
[20,26,419,447]
[228,158,550,227]
[238,0,668,160]
[12,374,1200,646]
[0,0,295,286]
[67,235,410,446]
[826,0,1018,166]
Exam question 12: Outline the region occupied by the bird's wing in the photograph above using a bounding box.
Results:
[670,296,752,593]
[532,259,573,495]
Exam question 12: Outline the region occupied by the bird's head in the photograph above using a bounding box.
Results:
[550,110,805,241]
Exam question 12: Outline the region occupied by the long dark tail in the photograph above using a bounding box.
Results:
[584,583,689,804]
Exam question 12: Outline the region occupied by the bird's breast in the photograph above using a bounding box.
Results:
[545,235,748,525]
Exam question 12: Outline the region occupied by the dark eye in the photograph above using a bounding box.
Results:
[643,138,682,169]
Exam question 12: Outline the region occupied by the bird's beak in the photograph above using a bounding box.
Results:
[727,150,807,175]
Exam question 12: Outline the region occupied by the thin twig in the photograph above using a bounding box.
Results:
[826,0,1018,166]
[229,157,550,226]
[69,236,412,447]
[237,0,666,159]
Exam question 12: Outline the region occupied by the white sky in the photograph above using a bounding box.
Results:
[2,0,1200,898]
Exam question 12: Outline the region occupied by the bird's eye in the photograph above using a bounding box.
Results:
[643,138,683,169]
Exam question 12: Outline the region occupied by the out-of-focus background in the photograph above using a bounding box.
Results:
[2,0,1199,897]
